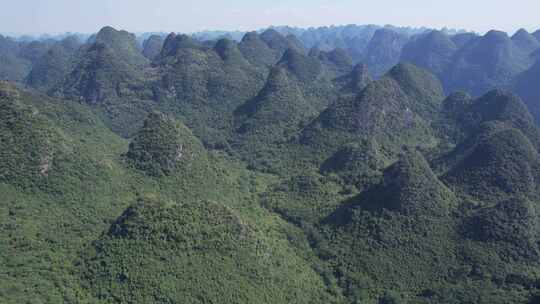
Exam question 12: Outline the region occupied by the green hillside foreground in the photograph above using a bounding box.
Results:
[0,82,339,304]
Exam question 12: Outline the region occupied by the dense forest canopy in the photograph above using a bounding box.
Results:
[2,23,540,303]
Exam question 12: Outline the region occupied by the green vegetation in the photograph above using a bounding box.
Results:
[153,34,266,147]
[142,35,164,60]
[0,82,341,303]
[301,63,443,162]
[318,150,460,301]
[55,27,149,104]
[234,66,315,145]
[401,30,457,77]
[363,28,409,76]
[0,82,64,188]
[443,124,540,202]
[334,63,372,95]
[4,24,540,304]
[445,30,533,95]
[0,35,32,82]
[238,31,281,69]
[320,140,385,189]
[126,111,203,176]
[82,198,335,304]
[26,36,81,90]
[515,60,540,124]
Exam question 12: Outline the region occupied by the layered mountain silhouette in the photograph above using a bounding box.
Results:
[363,28,410,76]
[512,28,540,54]
[26,36,81,90]
[238,31,282,68]
[515,60,540,124]
[153,33,265,146]
[3,24,540,131]
[401,29,538,98]
[334,62,372,94]
[234,66,312,142]
[445,30,533,95]
[260,28,306,55]
[142,34,164,60]
[54,26,149,104]
[311,47,354,77]
[232,46,339,166]
[0,35,32,82]
[301,63,444,157]
[401,30,457,77]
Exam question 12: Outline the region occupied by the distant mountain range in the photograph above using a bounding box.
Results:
[3,24,539,117]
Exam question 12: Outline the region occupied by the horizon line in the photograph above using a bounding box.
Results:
[1,22,511,38]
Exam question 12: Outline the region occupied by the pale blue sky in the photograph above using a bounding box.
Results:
[1,0,539,35]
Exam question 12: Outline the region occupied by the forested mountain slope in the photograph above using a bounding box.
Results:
[3,25,540,304]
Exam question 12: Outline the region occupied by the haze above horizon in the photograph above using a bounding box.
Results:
[0,0,539,36]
